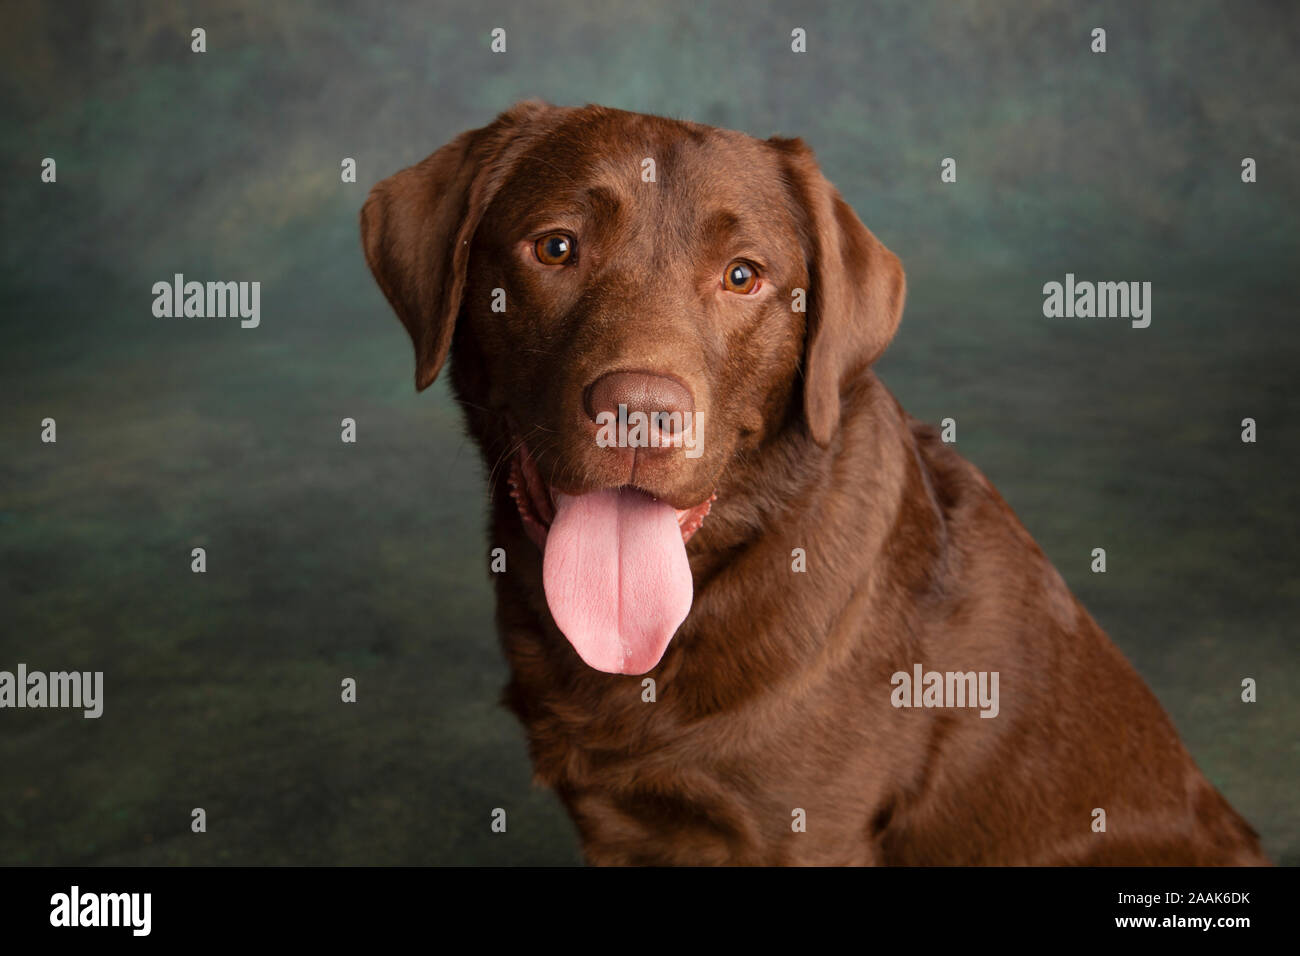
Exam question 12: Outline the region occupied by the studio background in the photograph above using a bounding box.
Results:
[2,0,1296,865]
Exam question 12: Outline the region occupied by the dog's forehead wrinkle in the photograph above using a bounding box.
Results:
[515,123,793,263]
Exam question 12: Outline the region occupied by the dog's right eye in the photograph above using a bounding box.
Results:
[534,233,576,266]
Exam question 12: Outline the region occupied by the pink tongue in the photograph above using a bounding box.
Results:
[543,487,693,674]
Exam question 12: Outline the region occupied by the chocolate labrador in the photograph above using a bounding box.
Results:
[362,101,1267,865]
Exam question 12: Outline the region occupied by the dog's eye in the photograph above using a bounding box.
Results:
[534,233,575,266]
[722,260,759,294]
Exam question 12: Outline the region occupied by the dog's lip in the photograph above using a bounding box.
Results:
[506,438,715,549]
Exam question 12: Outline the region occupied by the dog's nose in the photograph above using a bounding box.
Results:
[585,371,694,423]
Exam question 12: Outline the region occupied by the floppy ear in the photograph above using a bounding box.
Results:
[361,101,558,390]
[770,137,906,447]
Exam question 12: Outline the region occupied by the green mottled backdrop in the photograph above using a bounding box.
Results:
[2,0,1296,865]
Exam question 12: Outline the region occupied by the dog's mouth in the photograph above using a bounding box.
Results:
[507,440,715,676]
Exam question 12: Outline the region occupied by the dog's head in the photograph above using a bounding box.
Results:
[362,102,904,674]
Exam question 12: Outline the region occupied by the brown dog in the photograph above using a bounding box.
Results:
[362,102,1267,865]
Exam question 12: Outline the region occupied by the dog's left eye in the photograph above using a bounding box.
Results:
[722,260,760,294]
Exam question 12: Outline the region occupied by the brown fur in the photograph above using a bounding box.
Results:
[362,102,1268,866]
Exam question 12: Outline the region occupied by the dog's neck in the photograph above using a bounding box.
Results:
[648,373,950,705]
[691,372,935,567]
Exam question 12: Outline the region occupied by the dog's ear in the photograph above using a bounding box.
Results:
[361,101,559,390]
[769,137,906,447]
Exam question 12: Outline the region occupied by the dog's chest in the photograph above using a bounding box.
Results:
[510,666,885,865]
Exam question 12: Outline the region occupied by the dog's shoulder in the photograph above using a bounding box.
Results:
[900,407,1082,629]
[903,412,1005,525]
